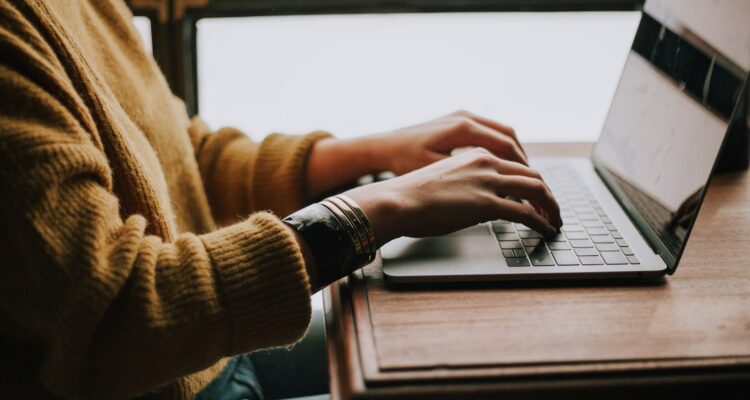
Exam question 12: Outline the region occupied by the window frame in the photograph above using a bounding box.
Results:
[128,2,170,78]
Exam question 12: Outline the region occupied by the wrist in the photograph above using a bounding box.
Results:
[283,199,376,291]
[306,135,389,200]
[331,134,392,175]
[359,132,396,173]
[345,182,403,246]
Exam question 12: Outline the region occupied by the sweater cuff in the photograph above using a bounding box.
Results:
[253,131,333,215]
[201,212,312,354]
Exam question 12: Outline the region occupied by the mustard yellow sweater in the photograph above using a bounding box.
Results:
[0,0,331,398]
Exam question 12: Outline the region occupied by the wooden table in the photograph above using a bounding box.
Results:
[323,143,750,399]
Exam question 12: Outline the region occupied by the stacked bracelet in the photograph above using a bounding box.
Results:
[320,195,377,265]
[282,195,377,290]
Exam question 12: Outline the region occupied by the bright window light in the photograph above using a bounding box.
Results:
[197,12,640,143]
[133,16,152,55]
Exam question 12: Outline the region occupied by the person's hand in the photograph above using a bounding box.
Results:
[373,110,528,176]
[344,148,561,246]
[304,110,528,200]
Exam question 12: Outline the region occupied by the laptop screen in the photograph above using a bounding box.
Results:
[592,13,746,272]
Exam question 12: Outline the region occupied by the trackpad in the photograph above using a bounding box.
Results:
[381,225,499,263]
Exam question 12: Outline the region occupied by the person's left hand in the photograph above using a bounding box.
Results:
[305,110,530,200]
[373,110,528,175]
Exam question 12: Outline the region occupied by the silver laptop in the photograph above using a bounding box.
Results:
[382,13,747,283]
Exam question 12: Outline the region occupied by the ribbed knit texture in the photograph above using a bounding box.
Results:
[0,0,331,399]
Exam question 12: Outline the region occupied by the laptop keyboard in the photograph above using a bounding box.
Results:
[492,166,640,267]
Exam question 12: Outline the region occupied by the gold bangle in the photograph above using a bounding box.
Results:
[327,196,373,262]
[320,200,365,257]
[336,194,378,256]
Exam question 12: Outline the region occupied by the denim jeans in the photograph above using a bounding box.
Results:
[195,307,328,400]
[194,355,264,400]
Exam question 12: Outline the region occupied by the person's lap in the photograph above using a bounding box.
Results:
[195,307,328,400]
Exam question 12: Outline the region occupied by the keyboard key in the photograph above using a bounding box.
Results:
[621,247,635,256]
[596,243,620,252]
[611,230,623,239]
[500,241,523,249]
[590,235,614,243]
[564,231,588,240]
[627,255,640,264]
[495,232,518,241]
[570,239,594,248]
[522,238,542,247]
[506,257,530,267]
[601,216,612,223]
[582,221,603,228]
[562,217,578,225]
[616,239,629,247]
[577,212,598,221]
[518,230,542,239]
[548,242,571,250]
[575,248,599,256]
[502,249,515,258]
[605,223,618,231]
[528,246,555,266]
[602,252,628,265]
[573,206,590,213]
[514,224,532,231]
[561,224,583,232]
[513,248,527,258]
[491,222,513,233]
[586,227,608,235]
[579,255,604,265]
[552,250,579,265]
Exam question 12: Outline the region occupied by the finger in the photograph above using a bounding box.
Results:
[455,110,527,158]
[463,119,528,165]
[507,196,550,228]
[424,151,447,165]
[465,149,547,186]
[494,197,557,237]
[493,162,555,213]
[493,159,545,182]
[495,176,562,228]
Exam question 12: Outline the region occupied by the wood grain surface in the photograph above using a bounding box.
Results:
[325,142,750,399]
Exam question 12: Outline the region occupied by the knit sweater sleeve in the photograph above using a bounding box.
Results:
[187,117,332,226]
[0,11,312,400]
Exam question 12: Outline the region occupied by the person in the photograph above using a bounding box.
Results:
[0,0,561,399]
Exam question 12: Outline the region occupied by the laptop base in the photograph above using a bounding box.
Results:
[381,157,669,284]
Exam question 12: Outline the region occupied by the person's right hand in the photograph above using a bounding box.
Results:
[344,148,562,246]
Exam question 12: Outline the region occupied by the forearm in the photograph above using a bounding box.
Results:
[190,117,333,220]
[282,195,386,292]
[305,135,390,200]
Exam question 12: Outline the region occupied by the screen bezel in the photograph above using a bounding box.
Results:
[590,13,747,274]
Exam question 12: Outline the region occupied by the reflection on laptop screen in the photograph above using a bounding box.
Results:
[593,13,745,269]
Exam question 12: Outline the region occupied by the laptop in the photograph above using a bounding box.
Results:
[381,13,747,283]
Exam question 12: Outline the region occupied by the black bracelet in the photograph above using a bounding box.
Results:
[283,203,364,290]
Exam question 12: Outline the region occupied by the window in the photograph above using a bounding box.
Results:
[196,12,639,142]
[132,16,152,55]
